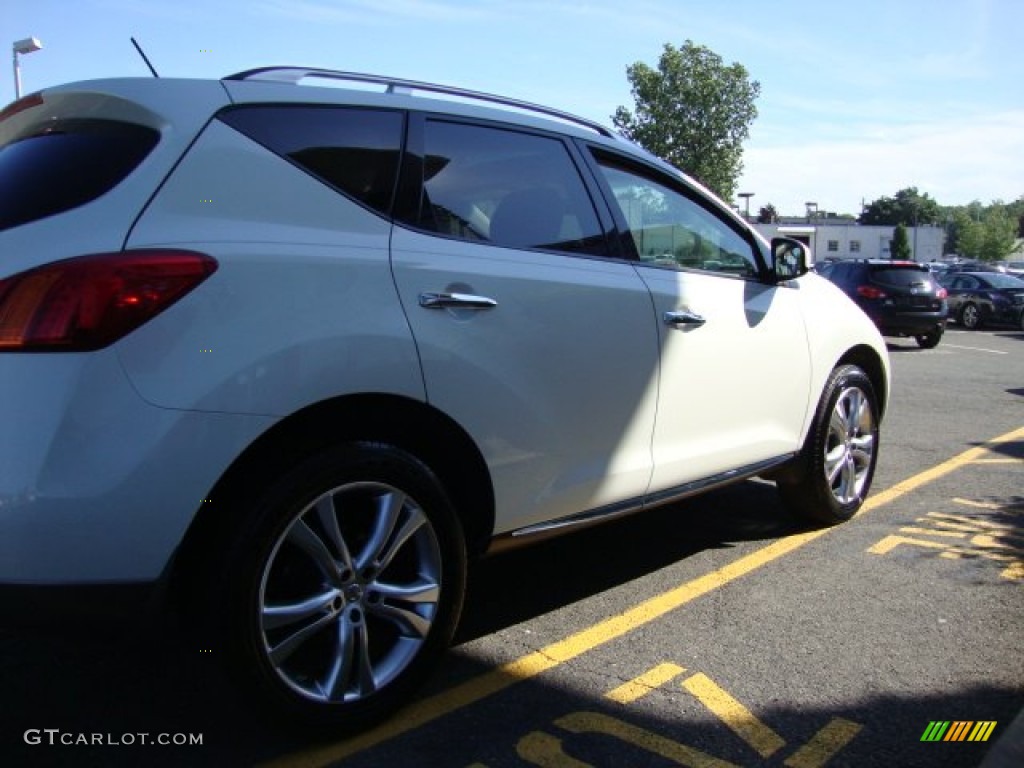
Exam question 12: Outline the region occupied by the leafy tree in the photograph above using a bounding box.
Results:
[951,210,983,258]
[757,203,778,223]
[613,41,760,202]
[859,187,942,226]
[992,196,1024,238]
[978,208,1017,261]
[950,207,1017,261]
[890,223,912,260]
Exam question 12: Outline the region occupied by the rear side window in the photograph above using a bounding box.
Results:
[219,106,403,217]
[408,120,607,256]
[0,118,158,231]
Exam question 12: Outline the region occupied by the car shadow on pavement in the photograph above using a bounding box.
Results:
[0,481,811,767]
[456,479,808,643]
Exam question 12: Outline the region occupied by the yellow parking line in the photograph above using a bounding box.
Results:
[555,711,741,768]
[783,718,863,768]
[262,425,1024,768]
[681,673,786,758]
[605,662,687,704]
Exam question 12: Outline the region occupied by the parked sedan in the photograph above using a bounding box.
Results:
[939,272,1024,330]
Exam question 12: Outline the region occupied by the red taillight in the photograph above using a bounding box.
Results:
[936,287,948,299]
[0,250,217,351]
[856,284,887,299]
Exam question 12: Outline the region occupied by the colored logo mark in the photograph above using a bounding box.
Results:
[921,721,997,742]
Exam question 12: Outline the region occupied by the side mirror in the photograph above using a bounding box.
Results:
[771,237,809,281]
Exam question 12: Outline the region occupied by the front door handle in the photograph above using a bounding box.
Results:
[419,292,498,309]
[664,310,706,328]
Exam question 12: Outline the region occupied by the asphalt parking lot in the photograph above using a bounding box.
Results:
[1,326,1021,768]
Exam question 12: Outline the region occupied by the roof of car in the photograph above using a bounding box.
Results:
[225,67,617,138]
[833,259,928,268]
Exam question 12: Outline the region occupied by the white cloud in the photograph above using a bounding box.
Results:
[739,110,1024,215]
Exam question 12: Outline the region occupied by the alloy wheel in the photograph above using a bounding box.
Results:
[823,386,876,506]
[258,482,442,704]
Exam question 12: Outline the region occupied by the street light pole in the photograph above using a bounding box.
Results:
[12,37,43,99]
[738,192,754,221]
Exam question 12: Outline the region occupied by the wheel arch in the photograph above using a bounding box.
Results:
[169,393,494,610]
[836,344,889,420]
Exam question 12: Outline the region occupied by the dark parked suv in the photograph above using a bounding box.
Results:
[817,260,948,348]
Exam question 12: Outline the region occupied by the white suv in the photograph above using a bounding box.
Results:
[0,68,890,728]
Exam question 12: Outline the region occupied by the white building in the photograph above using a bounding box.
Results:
[753,221,945,264]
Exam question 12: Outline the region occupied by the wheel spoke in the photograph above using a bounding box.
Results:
[373,579,441,604]
[314,494,354,574]
[320,611,374,700]
[267,610,337,666]
[320,619,352,701]
[846,390,866,433]
[356,490,406,570]
[829,409,847,441]
[851,433,875,460]
[285,518,342,583]
[370,601,433,638]
[368,579,440,638]
[262,589,337,631]
[825,443,846,484]
[836,454,857,502]
[351,618,376,695]
[375,507,428,573]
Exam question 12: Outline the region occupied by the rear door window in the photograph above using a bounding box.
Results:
[0,117,158,231]
[404,119,609,257]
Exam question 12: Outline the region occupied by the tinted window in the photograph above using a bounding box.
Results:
[0,118,158,231]
[412,121,607,256]
[220,106,403,217]
[869,267,937,288]
[594,156,756,276]
[980,273,1024,289]
[956,276,979,290]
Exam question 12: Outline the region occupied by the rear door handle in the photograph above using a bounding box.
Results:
[419,292,498,309]
[664,310,706,328]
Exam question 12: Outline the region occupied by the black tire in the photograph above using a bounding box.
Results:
[777,365,880,525]
[959,302,982,330]
[216,442,466,729]
[915,329,943,349]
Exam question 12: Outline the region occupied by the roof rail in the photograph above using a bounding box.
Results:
[223,67,616,139]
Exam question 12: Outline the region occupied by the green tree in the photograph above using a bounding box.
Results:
[757,203,778,223]
[950,207,1016,261]
[978,208,1017,261]
[613,41,760,202]
[859,187,942,226]
[890,223,912,260]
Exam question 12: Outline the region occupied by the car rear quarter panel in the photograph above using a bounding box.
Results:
[0,350,275,583]
[120,119,423,415]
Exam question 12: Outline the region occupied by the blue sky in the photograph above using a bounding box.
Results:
[5,0,1022,216]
